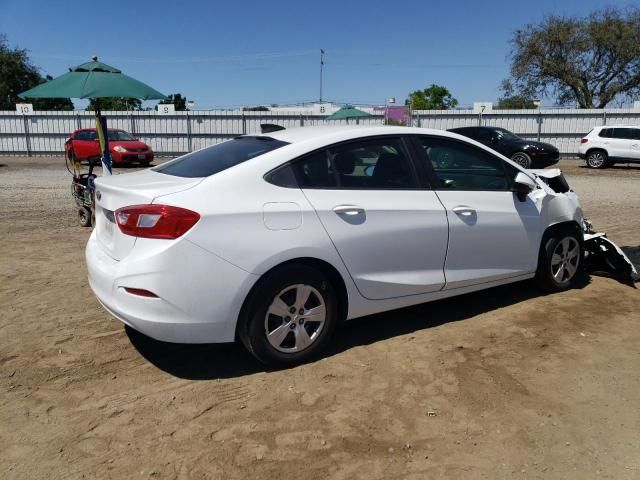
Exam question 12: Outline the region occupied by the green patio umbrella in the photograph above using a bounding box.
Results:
[19,57,166,175]
[325,104,372,120]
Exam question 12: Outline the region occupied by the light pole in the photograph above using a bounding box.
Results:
[319,49,325,103]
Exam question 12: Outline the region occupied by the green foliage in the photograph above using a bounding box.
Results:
[405,84,458,110]
[158,93,188,111]
[242,106,270,111]
[87,97,142,111]
[0,35,73,110]
[508,6,640,108]
[497,80,538,109]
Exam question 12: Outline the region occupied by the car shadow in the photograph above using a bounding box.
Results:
[578,164,640,170]
[127,276,592,380]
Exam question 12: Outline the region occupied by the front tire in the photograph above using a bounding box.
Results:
[238,265,339,367]
[586,150,608,169]
[535,231,582,292]
[511,152,532,169]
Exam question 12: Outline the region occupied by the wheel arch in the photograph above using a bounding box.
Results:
[538,220,584,263]
[585,147,608,157]
[236,257,349,340]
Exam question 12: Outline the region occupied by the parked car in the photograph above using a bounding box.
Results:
[448,126,559,169]
[86,126,585,366]
[65,128,154,167]
[578,125,640,168]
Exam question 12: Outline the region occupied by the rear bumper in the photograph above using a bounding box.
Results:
[85,231,257,343]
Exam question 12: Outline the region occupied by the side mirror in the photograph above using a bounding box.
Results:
[512,172,536,201]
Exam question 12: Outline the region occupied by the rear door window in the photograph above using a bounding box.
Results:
[611,128,635,140]
[155,136,289,178]
[291,137,418,189]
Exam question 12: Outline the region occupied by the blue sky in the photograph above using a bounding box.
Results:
[0,0,633,109]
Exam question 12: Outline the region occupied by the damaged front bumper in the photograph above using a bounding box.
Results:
[582,220,639,283]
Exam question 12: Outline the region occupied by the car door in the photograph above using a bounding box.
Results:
[630,128,640,160]
[293,136,449,300]
[602,128,630,159]
[412,135,544,289]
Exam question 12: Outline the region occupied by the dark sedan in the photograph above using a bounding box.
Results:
[448,126,559,168]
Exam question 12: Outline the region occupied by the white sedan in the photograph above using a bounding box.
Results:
[86,126,585,366]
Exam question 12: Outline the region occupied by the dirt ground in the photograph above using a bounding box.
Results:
[1,156,639,480]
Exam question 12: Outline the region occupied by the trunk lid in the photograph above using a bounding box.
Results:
[93,170,202,260]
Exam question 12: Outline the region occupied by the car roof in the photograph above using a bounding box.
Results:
[592,125,640,128]
[263,125,465,144]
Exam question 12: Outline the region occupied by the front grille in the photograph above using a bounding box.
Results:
[127,147,148,152]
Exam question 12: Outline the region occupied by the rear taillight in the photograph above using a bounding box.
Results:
[580,138,588,144]
[115,204,200,239]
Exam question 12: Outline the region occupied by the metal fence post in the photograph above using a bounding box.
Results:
[186,112,193,152]
[299,113,304,127]
[23,116,32,157]
[242,114,247,135]
[537,112,542,142]
[478,112,482,126]
[603,110,607,125]
[75,112,82,130]
[130,112,137,136]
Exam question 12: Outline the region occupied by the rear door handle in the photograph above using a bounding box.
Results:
[452,205,476,216]
[333,205,365,216]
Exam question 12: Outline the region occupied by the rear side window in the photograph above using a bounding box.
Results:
[289,138,417,189]
[155,136,289,178]
[598,128,611,138]
[611,128,635,140]
[74,130,96,141]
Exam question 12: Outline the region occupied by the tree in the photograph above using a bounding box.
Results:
[405,84,458,110]
[507,7,640,108]
[242,106,270,111]
[496,80,538,109]
[87,97,142,111]
[158,93,188,111]
[0,35,73,110]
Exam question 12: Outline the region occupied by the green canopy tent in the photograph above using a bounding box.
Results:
[19,57,166,175]
[325,104,372,123]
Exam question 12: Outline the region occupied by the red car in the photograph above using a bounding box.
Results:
[65,128,154,166]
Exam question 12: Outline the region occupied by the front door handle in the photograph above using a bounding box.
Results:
[452,205,476,216]
[333,205,365,216]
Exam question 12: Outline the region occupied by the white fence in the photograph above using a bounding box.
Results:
[1,108,639,156]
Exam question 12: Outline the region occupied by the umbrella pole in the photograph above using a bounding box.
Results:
[94,101,112,176]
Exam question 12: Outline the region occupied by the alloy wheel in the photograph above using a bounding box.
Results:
[550,237,580,283]
[587,152,605,168]
[264,284,326,353]
[511,152,531,168]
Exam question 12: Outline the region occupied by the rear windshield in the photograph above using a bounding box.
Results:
[154,136,289,178]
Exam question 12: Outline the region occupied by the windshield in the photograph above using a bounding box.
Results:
[494,128,520,141]
[154,136,289,178]
[107,130,136,141]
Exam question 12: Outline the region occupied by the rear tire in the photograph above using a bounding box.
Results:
[238,264,339,367]
[586,150,608,169]
[511,152,532,169]
[78,207,92,227]
[535,231,582,292]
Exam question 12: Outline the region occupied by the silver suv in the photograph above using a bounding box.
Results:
[578,125,640,168]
